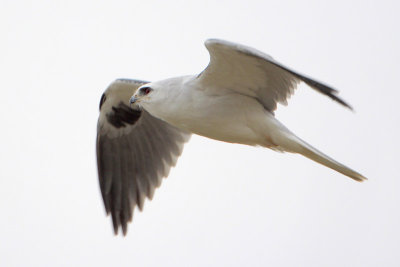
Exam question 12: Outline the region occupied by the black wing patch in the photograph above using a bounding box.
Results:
[106,103,142,128]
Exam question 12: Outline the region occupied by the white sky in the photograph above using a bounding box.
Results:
[1,0,399,266]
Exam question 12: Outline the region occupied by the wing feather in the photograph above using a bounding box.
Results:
[197,39,352,112]
[97,79,191,235]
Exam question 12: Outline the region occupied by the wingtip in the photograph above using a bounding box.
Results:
[111,224,129,237]
[331,91,354,111]
[299,76,355,111]
[324,89,354,111]
[111,225,128,237]
[122,225,128,236]
[343,102,354,112]
[113,226,119,236]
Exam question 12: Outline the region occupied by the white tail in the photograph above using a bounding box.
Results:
[272,131,367,182]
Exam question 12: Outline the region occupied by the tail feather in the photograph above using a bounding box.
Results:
[298,140,366,182]
[272,132,367,182]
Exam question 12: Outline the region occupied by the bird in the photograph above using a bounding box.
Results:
[96,39,366,235]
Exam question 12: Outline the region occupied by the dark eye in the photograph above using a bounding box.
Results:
[141,87,152,95]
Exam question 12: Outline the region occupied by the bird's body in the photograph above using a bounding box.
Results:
[137,74,365,179]
[143,76,269,146]
[97,39,367,235]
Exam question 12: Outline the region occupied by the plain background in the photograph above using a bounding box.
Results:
[1,0,399,266]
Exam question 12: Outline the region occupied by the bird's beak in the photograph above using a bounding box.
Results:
[130,95,138,105]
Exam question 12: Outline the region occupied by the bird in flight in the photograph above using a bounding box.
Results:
[96,39,366,235]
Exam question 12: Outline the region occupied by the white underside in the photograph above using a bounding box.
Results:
[143,79,285,148]
[138,75,366,181]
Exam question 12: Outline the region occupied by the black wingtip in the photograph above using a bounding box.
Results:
[301,77,354,111]
[328,90,354,111]
[122,223,128,236]
[109,208,131,236]
[111,210,120,235]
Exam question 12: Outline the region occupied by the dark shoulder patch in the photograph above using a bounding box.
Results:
[106,103,142,128]
[99,93,107,111]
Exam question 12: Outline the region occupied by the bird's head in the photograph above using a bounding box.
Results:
[130,82,173,119]
[130,84,156,107]
[130,77,186,117]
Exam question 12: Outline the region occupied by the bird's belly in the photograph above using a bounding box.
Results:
[197,127,259,145]
[163,93,267,146]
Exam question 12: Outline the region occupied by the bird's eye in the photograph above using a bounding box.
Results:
[141,87,152,95]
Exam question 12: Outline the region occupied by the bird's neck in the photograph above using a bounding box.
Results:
[144,75,196,125]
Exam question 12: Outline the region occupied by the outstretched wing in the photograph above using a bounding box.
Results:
[197,39,352,112]
[96,79,191,235]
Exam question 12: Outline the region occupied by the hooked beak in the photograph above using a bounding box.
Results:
[130,95,138,105]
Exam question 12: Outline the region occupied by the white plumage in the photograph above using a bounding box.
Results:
[97,39,366,235]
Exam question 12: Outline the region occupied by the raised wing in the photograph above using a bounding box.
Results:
[197,39,352,112]
[97,79,191,235]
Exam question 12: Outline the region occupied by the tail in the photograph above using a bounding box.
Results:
[272,131,367,182]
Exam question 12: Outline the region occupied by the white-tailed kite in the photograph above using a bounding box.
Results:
[97,39,366,235]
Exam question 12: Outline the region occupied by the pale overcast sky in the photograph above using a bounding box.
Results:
[1,0,399,266]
